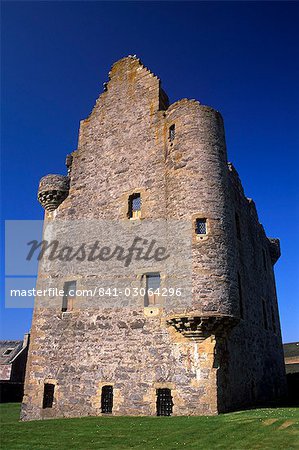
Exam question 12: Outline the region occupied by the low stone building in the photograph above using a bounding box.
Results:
[283,342,299,404]
[284,342,299,374]
[21,56,287,420]
[0,334,29,402]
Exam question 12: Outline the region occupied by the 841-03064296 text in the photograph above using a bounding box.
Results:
[9,287,183,298]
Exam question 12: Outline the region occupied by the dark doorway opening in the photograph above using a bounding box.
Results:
[42,383,55,409]
[101,385,113,414]
[156,388,173,416]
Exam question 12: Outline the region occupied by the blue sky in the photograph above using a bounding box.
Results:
[1,1,298,342]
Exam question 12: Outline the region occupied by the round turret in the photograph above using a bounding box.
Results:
[164,100,236,319]
[37,174,69,211]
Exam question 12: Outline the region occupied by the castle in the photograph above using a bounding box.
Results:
[21,56,287,420]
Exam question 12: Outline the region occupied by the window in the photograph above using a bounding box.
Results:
[169,124,175,142]
[145,273,161,306]
[195,218,207,235]
[128,193,141,219]
[156,388,173,416]
[235,212,241,240]
[101,385,113,414]
[271,306,277,334]
[262,249,267,271]
[43,383,55,409]
[262,298,268,330]
[3,349,13,356]
[237,273,244,319]
[62,280,76,312]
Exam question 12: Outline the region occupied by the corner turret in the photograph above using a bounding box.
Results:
[37,174,69,211]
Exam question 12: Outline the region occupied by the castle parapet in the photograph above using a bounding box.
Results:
[38,174,69,211]
[166,314,239,342]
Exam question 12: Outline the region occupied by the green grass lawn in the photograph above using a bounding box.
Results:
[0,404,298,450]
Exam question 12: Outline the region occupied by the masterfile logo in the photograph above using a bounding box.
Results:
[5,219,192,309]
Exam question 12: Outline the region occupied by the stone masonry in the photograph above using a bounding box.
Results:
[21,56,287,420]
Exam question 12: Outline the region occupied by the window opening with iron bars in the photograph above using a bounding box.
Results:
[101,385,113,414]
[128,193,141,219]
[195,218,207,235]
[156,388,173,416]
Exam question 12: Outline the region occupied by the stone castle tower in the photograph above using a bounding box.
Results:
[21,56,286,420]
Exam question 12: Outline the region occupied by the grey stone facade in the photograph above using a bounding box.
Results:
[21,56,286,420]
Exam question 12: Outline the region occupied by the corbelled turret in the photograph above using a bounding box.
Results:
[38,174,69,211]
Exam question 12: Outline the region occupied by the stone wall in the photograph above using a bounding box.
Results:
[22,306,220,419]
[21,56,286,420]
[216,164,287,411]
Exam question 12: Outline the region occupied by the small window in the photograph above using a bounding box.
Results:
[43,383,55,409]
[237,273,244,319]
[262,298,268,330]
[195,218,207,235]
[145,273,161,306]
[101,385,113,414]
[3,348,13,356]
[128,193,141,219]
[156,388,173,416]
[235,213,241,240]
[62,280,76,312]
[169,124,175,142]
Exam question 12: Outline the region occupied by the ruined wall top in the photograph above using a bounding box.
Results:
[86,55,170,122]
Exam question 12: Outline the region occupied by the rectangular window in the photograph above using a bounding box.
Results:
[145,273,161,306]
[262,298,268,330]
[237,273,244,319]
[235,212,241,240]
[169,124,175,141]
[43,383,55,409]
[195,218,207,235]
[128,193,141,219]
[156,388,173,416]
[62,280,76,312]
[101,385,113,414]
